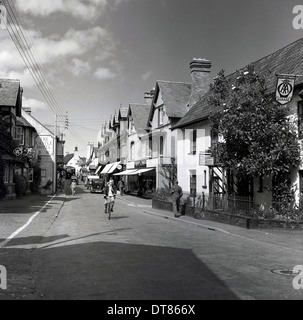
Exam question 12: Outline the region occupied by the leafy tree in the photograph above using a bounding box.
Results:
[209,65,300,207]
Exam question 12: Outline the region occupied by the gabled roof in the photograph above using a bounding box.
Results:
[0,79,21,107]
[147,80,191,125]
[118,107,128,120]
[173,37,303,129]
[128,103,151,135]
[64,153,74,164]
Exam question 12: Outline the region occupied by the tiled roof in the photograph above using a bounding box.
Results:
[156,80,191,118]
[129,103,151,135]
[173,37,303,129]
[0,79,20,107]
[64,153,74,164]
[16,116,35,129]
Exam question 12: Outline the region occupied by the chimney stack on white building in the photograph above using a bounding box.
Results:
[187,58,212,109]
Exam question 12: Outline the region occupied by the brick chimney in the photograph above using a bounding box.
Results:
[144,89,155,105]
[187,58,211,109]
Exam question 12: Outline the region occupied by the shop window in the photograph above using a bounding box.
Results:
[190,171,197,197]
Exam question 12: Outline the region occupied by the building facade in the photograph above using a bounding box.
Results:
[173,38,303,210]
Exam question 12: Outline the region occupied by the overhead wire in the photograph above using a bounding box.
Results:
[1,0,97,150]
[3,0,61,116]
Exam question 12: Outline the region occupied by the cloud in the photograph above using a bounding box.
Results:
[142,71,153,81]
[0,25,116,86]
[34,27,113,64]
[68,58,91,76]
[0,69,36,88]
[94,68,116,80]
[22,96,48,111]
[15,0,126,21]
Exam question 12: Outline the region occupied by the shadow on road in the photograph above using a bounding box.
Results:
[0,236,240,300]
[0,235,69,247]
[32,240,239,300]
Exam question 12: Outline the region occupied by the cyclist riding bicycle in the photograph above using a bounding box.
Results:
[103,178,117,217]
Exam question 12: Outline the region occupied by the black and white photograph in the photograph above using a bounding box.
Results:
[0,0,303,306]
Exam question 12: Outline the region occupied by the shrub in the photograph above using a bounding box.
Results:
[153,188,172,202]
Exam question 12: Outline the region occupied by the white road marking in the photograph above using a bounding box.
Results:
[0,195,56,248]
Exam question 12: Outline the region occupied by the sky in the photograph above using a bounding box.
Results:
[0,0,303,157]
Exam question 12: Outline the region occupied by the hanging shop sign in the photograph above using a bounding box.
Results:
[199,153,214,166]
[13,147,36,159]
[275,75,295,105]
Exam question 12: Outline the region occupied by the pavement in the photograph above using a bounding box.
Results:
[1,191,302,255]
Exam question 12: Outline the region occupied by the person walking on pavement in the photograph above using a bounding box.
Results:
[171,180,183,217]
[117,178,125,196]
[70,178,77,196]
[103,178,117,214]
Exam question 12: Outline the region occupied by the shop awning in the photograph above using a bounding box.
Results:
[100,163,113,174]
[101,161,120,174]
[107,161,121,174]
[95,165,102,175]
[113,168,155,176]
[135,168,155,174]
[113,169,138,176]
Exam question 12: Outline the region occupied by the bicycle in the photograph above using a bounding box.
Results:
[107,201,112,220]
[105,197,115,220]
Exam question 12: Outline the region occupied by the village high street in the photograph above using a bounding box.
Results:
[0,181,302,301]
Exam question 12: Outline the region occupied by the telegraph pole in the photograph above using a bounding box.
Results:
[53,113,57,195]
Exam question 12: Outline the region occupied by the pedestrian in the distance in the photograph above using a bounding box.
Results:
[103,178,117,213]
[71,179,77,196]
[171,180,183,217]
[117,178,125,196]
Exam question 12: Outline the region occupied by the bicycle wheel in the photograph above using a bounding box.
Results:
[108,203,112,220]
